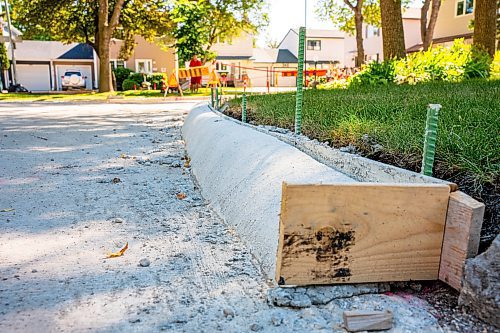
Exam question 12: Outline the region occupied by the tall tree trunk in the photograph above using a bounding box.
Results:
[421,0,441,50]
[380,0,406,59]
[354,8,365,67]
[473,0,496,57]
[97,0,125,93]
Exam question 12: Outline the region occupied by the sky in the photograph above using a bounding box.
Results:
[256,0,423,47]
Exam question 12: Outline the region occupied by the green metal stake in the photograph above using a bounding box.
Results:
[294,27,306,135]
[421,104,441,176]
[242,92,247,123]
[215,86,219,109]
[210,87,214,108]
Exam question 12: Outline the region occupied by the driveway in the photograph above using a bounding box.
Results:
[0,102,445,333]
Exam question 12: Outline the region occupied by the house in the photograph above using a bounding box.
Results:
[407,0,474,52]
[109,36,175,74]
[6,41,98,91]
[279,29,345,68]
[343,8,422,66]
[211,32,299,87]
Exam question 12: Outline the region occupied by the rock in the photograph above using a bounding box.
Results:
[139,258,151,267]
[289,293,312,308]
[250,323,263,331]
[271,313,283,326]
[223,308,234,318]
[31,269,37,273]
[306,284,381,305]
[111,218,124,224]
[459,235,499,327]
[112,177,121,184]
[409,282,422,292]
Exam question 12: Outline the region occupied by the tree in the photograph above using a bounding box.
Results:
[266,39,280,49]
[171,0,268,65]
[317,0,380,67]
[12,0,171,92]
[473,0,497,57]
[420,0,441,50]
[380,0,406,59]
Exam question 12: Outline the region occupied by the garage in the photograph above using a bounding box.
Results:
[55,64,93,90]
[16,64,51,92]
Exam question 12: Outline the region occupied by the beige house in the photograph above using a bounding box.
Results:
[109,36,176,74]
[408,0,474,52]
[344,8,422,66]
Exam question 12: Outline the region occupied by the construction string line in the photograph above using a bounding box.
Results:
[421,104,441,176]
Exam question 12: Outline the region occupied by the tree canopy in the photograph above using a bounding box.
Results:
[316,0,381,34]
[171,0,268,64]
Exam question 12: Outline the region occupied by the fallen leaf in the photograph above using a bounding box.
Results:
[176,192,187,200]
[184,157,191,168]
[120,153,127,159]
[0,208,14,212]
[106,242,128,258]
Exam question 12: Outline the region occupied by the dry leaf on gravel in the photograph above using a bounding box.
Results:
[176,192,187,200]
[184,157,191,168]
[0,208,15,212]
[106,242,128,258]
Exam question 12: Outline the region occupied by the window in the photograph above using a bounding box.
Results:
[366,25,380,38]
[456,0,473,16]
[307,40,321,51]
[110,59,126,70]
[135,59,152,73]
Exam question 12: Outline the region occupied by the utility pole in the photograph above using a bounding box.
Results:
[4,0,16,85]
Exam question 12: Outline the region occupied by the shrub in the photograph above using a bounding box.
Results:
[318,79,349,90]
[350,61,395,86]
[113,67,133,91]
[349,39,492,86]
[490,51,500,80]
[122,79,137,91]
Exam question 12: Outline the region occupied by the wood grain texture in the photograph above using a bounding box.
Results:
[276,183,450,285]
[343,310,393,332]
[439,191,485,290]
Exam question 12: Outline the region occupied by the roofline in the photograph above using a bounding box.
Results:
[277,29,299,48]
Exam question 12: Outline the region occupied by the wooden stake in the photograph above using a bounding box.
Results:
[439,191,484,290]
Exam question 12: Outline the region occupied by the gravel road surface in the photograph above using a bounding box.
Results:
[0,102,443,332]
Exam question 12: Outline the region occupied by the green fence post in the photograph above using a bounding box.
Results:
[242,92,247,123]
[421,104,441,176]
[294,26,306,135]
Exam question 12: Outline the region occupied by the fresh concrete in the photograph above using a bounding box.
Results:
[183,105,356,277]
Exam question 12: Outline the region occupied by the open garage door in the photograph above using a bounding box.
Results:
[17,64,51,92]
[55,64,93,90]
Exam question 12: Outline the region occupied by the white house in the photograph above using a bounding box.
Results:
[279,29,345,68]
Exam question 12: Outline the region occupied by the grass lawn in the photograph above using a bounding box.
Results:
[0,87,247,102]
[227,79,500,245]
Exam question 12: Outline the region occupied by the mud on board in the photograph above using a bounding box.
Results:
[276,183,450,286]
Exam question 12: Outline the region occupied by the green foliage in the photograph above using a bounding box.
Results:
[0,42,10,70]
[229,80,500,185]
[121,79,137,91]
[316,0,381,34]
[11,0,171,52]
[491,51,500,79]
[348,39,492,86]
[317,79,349,90]
[350,61,395,85]
[171,0,268,64]
[112,67,133,90]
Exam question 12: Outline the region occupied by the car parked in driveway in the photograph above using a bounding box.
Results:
[61,70,87,90]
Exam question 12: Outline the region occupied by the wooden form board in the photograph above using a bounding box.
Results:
[276,183,451,285]
[439,191,484,290]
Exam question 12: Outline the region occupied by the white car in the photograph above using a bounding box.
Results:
[61,70,87,90]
